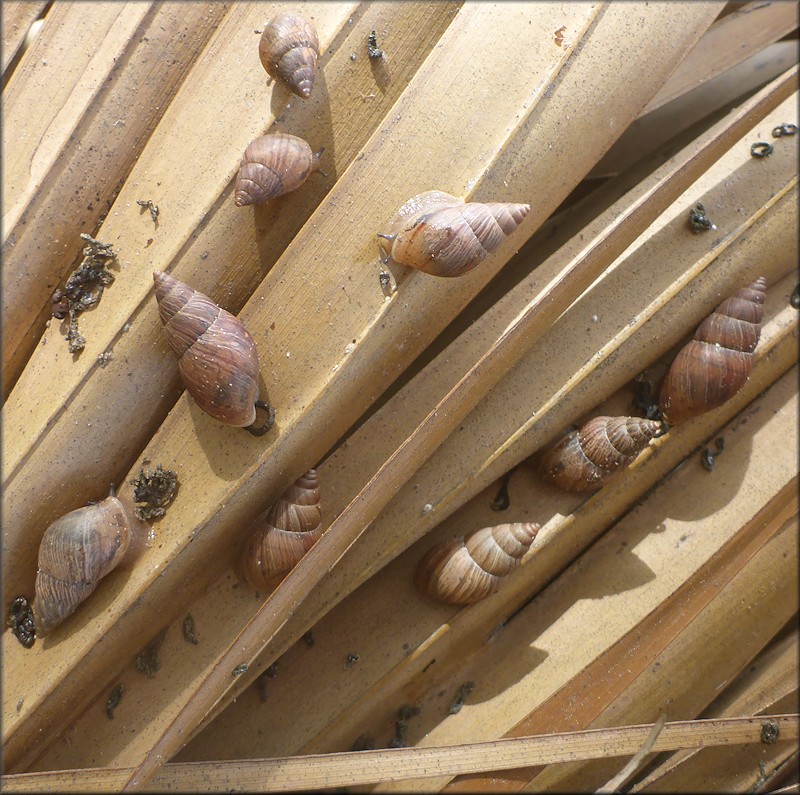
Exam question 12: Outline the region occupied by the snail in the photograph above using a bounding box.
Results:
[659,277,766,425]
[377,190,530,277]
[415,523,540,605]
[33,495,138,636]
[31,469,178,638]
[259,12,319,99]
[153,271,275,435]
[234,133,322,207]
[539,416,663,493]
[241,470,322,590]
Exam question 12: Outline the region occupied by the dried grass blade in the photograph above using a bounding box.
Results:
[596,715,667,793]
[630,627,800,793]
[1,715,796,793]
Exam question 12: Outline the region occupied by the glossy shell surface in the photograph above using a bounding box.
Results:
[154,271,260,427]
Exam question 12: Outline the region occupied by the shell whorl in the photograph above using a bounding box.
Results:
[33,496,132,636]
[153,271,260,427]
[242,470,323,590]
[540,416,663,493]
[259,13,319,99]
[379,190,530,277]
[234,134,318,207]
[415,522,540,605]
[659,277,766,425]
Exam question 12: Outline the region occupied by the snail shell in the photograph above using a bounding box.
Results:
[153,271,260,428]
[33,496,133,636]
[659,277,766,425]
[242,470,322,590]
[540,416,663,493]
[378,190,530,277]
[415,522,540,605]
[234,133,321,207]
[259,13,319,99]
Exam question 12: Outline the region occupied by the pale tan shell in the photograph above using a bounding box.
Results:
[153,271,260,427]
[259,13,319,99]
[242,470,322,590]
[659,277,766,425]
[234,133,320,207]
[33,496,133,636]
[415,522,540,605]
[540,416,662,493]
[378,190,530,277]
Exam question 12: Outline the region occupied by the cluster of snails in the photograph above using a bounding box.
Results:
[238,16,531,281]
[19,12,770,638]
[537,277,766,493]
[414,277,767,606]
[235,13,322,208]
[13,14,535,641]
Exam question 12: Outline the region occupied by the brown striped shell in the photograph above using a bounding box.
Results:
[659,277,766,425]
[241,470,322,590]
[153,271,260,428]
[259,13,319,99]
[378,190,531,277]
[415,522,540,605]
[33,496,133,636]
[540,416,663,493]
[234,133,321,207]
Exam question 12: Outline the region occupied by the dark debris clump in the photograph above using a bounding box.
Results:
[633,376,662,422]
[8,596,36,649]
[367,30,383,59]
[183,613,199,645]
[135,628,168,678]
[688,202,716,232]
[106,683,124,719]
[448,681,475,715]
[52,233,117,354]
[130,464,178,522]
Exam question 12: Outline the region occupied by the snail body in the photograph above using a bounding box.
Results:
[659,278,766,425]
[34,497,133,636]
[415,522,540,605]
[234,133,321,207]
[378,190,531,277]
[242,470,322,590]
[154,271,273,433]
[540,416,663,493]
[259,13,319,99]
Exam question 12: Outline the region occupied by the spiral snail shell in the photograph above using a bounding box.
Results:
[153,271,274,435]
[540,416,663,493]
[242,470,322,590]
[415,522,540,605]
[659,277,766,425]
[234,134,321,207]
[378,190,531,277]
[33,496,135,636]
[259,13,319,99]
